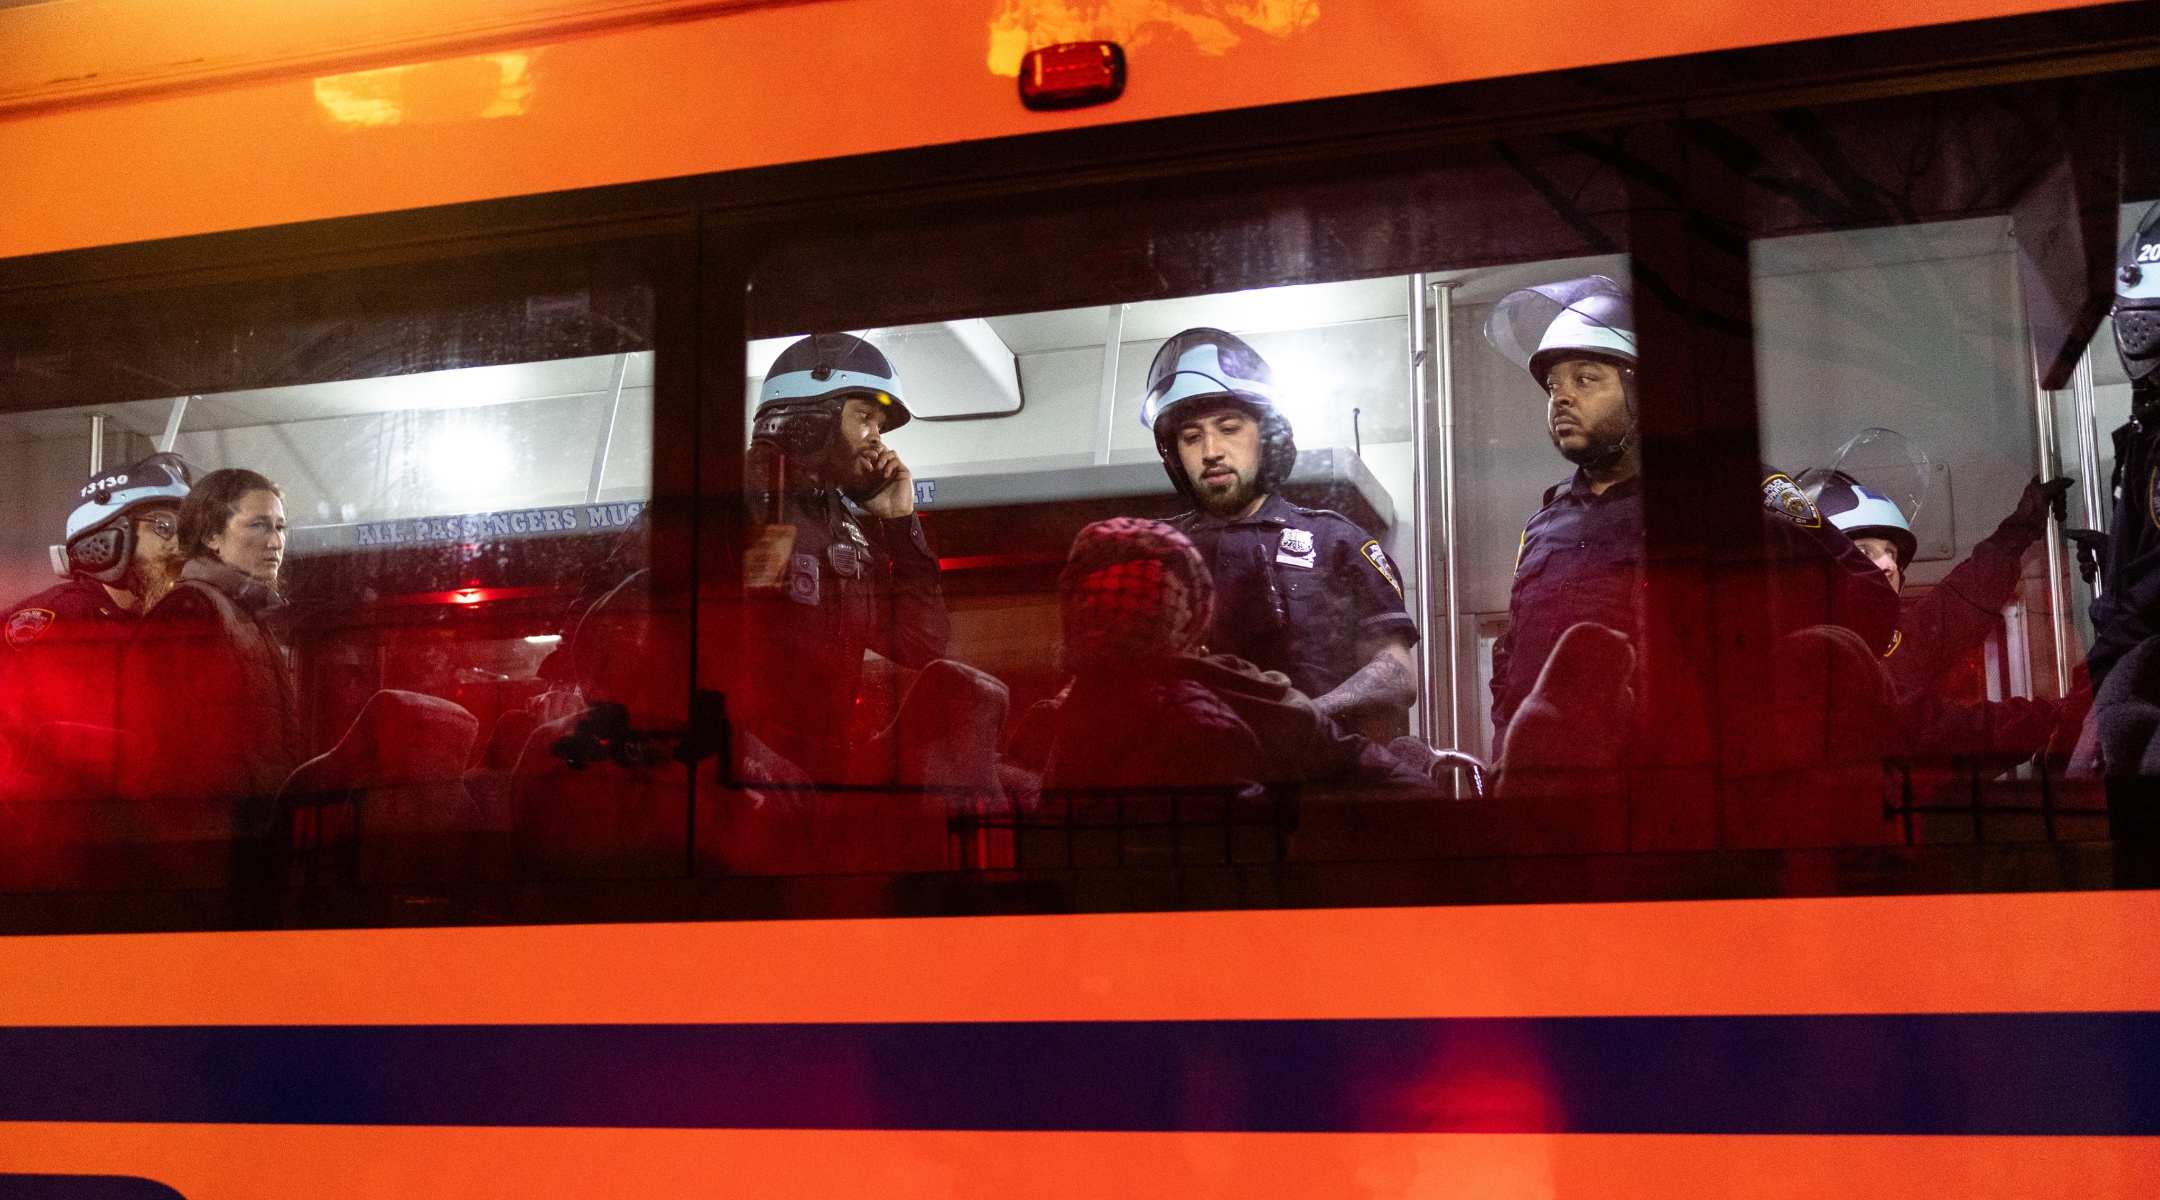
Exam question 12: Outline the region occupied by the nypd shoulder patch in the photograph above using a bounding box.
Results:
[1359,540,1403,597]
[3,608,56,650]
[1761,473,1823,529]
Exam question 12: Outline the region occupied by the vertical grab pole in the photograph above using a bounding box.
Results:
[88,413,106,476]
[156,395,191,454]
[1433,281,1463,760]
[1093,305,1126,466]
[587,354,629,504]
[1406,275,1440,747]
[2032,359,2074,697]
[2072,347,2107,593]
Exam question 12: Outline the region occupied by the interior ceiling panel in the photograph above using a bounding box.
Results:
[0,352,649,444]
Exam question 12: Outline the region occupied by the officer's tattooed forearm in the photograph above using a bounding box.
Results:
[1313,641,1416,718]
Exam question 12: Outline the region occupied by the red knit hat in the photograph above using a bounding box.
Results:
[1057,518,1213,672]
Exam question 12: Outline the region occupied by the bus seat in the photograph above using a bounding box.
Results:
[276,688,486,883]
[508,710,690,880]
[1722,624,1905,849]
[0,721,144,891]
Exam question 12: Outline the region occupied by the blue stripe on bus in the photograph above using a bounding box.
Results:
[0,1015,2154,1135]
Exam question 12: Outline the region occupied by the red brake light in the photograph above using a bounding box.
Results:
[1018,42,1126,112]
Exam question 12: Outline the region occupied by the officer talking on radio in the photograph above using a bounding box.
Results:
[1141,328,1418,738]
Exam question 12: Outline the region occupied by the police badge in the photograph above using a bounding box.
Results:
[1276,527,1316,568]
[1761,473,1823,528]
[3,608,55,650]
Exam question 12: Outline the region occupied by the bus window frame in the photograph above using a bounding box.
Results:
[0,8,2151,931]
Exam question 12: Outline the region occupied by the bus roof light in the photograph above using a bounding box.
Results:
[1018,42,1125,112]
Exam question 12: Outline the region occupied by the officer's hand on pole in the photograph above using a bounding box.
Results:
[859,448,915,519]
[2002,475,2075,539]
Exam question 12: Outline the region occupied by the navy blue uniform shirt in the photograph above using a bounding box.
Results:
[1,575,135,738]
[1171,492,1417,703]
[1489,471,1645,744]
[1489,468,1899,749]
[2090,404,2160,693]
[737,488,949,778]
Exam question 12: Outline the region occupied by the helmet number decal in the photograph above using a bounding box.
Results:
[4,608,56,650]
[1359,540,1403,597]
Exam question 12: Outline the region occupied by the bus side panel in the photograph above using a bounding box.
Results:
[0,892,2155,1025]
[0,0,2112,260]
[0,1126,2156,1200]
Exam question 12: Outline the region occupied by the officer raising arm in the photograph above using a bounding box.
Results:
[1141,328,1418,738]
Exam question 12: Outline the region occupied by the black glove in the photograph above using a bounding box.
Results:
[2067,528,2107,586]
[2003,476,2075,539]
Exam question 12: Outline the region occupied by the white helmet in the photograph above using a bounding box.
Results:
[56,451,196,585]
[1800,468,1917,568]
[1484,275,1638,387]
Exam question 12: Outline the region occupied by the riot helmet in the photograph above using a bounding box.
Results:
[1138,328,1298,502]
[1800,468,1918,569]
[753,333,911,460]
[59,451,195,586]
[1484,275,1638,388]
[2116,205,2160,386]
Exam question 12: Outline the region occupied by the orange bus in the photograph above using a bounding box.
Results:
[2,1,2159,1195]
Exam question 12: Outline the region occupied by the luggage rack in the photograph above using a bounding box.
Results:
[1882,759,2108,845]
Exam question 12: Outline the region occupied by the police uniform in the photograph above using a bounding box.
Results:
[738,488,950,778]
[1171,492,1417,705]
[0,576,136,797]
[2,576,135,725]
[2089,402,2160,694]
[1489,468,1899,751]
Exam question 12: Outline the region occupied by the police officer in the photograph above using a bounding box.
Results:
[2089,205,2160,697]
[1481,276,1899,758]
[1140,328,1418,738]
[736,333,950,779]
[1809,467,2072,761]
[1,451,194,791]
[2084,205,2160,855]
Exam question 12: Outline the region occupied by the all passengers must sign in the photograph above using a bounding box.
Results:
[352,501,647,548]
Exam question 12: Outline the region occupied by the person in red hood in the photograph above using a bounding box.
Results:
[1044,518,1430,795]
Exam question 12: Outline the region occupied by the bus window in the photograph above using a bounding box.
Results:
[0,248,676,914]
[709,124,1702,892]
[692,75,2154,912]
[1739,79,2151,852]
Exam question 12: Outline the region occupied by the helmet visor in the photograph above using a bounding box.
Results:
[1139,341,1282,430]
[1829,427,1930,525]
[1485,275,1632,373]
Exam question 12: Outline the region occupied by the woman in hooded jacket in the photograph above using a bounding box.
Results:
[117,468,303,889]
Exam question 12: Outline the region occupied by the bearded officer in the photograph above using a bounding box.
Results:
[735,333,951,779]
[1481,276,1899,759]
[1141,328,1418,739]
[1,451,194,797]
